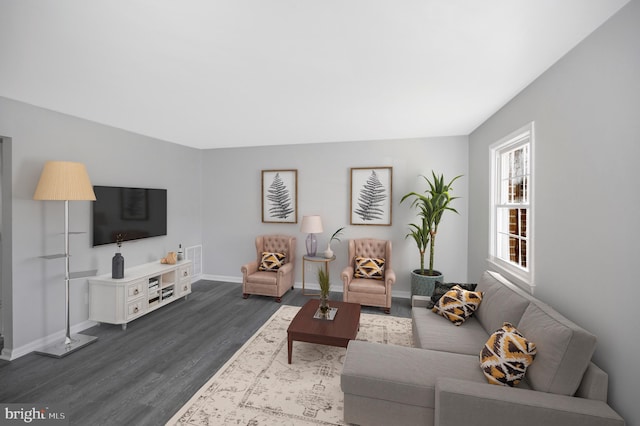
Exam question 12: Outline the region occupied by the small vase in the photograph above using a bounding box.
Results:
[324,244,334,259]
[112,252,124,279]
[319,294,330,318]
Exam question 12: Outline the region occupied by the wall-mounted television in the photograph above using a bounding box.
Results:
[92,186,167,247]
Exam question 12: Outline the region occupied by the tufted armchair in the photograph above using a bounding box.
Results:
[341,238,396,314]
[241,235,296,302]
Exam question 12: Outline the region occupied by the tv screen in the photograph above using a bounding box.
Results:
[92,186,167,246]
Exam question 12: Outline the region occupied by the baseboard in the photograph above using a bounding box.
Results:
[198,274,411,299]
[1,319,98,361]
[201,274,242,283]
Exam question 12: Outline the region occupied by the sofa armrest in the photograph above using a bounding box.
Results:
[241,261,258,277]
[277,262,294,277]
[385,267,396,287]
[341,266,354,286]
[412,295,431,308]
[435,378,625,426]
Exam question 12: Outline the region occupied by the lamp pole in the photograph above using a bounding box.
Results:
[64,200,72,345]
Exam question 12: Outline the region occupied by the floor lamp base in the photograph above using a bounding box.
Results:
[35,333,98,358]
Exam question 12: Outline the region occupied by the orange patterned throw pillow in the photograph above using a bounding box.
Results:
[432,285,483,325]
[259,252,286,271]
[480,322,537,387]
[354,256,385,280]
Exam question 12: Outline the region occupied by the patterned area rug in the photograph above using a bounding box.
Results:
[167,305,413,425]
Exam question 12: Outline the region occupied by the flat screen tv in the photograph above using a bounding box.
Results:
[92,186,167,246]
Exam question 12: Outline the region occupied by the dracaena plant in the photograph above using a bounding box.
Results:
[318,267,331,298]
[401,172,462,276]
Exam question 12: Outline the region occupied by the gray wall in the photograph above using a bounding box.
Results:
[202,137,469,295]
[0,97,203,357]
[468,0,639,422]
[0,94,469,357]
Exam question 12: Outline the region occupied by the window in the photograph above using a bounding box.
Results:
[489,123,534,288]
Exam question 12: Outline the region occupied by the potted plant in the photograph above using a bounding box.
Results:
[318,267,331,317]
[323,226,345,258]
[401,172,462,296]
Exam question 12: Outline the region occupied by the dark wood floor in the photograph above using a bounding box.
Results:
[0,280,412,425]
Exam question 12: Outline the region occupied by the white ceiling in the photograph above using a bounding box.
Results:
[0,0,629,149]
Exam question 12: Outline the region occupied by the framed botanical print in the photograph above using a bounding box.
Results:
[350,167,392,225]
[262,169,298,223]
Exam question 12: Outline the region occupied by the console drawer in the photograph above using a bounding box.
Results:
[127,299,144,319]
[127,282,145,300]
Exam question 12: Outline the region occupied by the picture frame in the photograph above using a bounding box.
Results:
[350,167,392,226]
[262,169,298,223]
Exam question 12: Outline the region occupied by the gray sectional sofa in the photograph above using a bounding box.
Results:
[341,270,625,426]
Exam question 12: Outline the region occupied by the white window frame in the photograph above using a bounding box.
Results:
[488,122,535,292]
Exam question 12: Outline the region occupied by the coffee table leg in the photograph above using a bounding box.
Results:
[288,334,292,364]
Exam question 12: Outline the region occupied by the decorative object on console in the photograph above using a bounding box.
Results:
[431,285,483,325]
[33,160,98,357]
[261,169,297,223]
[161,251,177,264]
[350,167,392,226]
[323,226,345,258]
[300,215,323,256]
[480,322,537,387]
[177,243,184,261]
[400,171,462,297]
[112,233,125,279]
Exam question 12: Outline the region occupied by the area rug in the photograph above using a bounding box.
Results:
[167,305,413,425]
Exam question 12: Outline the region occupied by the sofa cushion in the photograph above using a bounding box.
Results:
[341,340,486,409]
[426,282,478,309]
[354,256,385,280]
[258,251,285,271]
[517,302,597,396]
[474,271,531,334]
[432,286,483,325]
[480,322,537,387]
[412,308,489,355]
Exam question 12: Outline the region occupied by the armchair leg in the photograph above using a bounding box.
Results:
[275,297,282,303]
[384,308,390,314]
[243,293,249,299]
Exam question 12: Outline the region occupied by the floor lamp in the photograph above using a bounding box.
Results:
[33,161,98,358]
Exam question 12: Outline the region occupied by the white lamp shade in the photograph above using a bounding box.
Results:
[33,161,96,201]
[300,215,323,233]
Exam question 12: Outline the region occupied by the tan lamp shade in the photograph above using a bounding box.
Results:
[33,161,97,201]
[300,215,323,234]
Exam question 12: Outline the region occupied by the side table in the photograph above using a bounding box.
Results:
[302,255,336,296]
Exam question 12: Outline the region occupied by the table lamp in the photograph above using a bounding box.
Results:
[300,215,323,257]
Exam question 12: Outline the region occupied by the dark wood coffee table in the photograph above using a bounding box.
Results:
[287,299,361,364]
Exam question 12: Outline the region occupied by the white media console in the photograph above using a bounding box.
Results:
[89,260,193,330]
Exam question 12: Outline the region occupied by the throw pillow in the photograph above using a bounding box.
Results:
[426,282,478,309]
[354,256,385,280]
[480,322,537,387]
[258,252,286,271]
[432,285,483,325]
